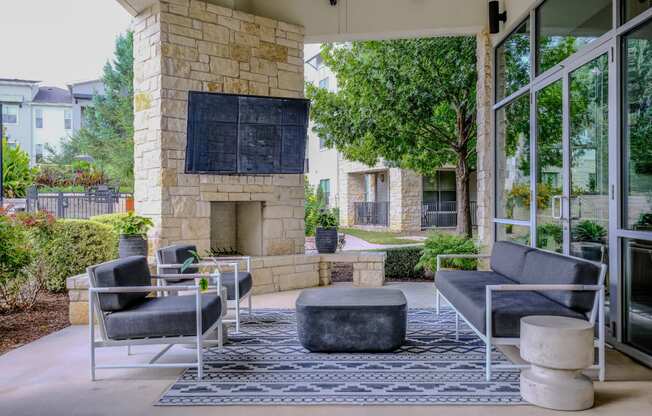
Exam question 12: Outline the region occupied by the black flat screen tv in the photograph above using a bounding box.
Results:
[185,91,310,175]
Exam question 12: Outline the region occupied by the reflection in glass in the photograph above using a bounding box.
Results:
[496,94,530,221]
[496,223,530,246]
[496,19,530,100]
[537,0,612,74]
[624,0,652,23]
[624,22,652,231]
[536,80,563,253]
[624,238,652,355]
[569,54,609,263]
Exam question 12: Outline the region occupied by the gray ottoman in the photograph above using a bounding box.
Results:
[296,288,407,352]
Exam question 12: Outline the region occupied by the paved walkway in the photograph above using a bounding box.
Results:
[340,234,423,251]
[1,282,652,416]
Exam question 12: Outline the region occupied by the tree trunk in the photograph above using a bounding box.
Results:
[455,157,473,238]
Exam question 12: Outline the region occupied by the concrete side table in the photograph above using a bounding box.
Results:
[520,316,595,411]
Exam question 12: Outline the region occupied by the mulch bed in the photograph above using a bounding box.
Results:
[0,292,69,356]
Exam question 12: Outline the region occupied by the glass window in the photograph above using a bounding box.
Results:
[495,93,530,221]
[496,223,531,246]
[35,108,43,129]
[537,0,612,74]
[64,109,72,130]
[496,18,531,101]
[318,77,329,90]
[623,21,652,230]
[318,136,326,150]
[319,179,331,207]
[623,238,652,355]
[623,0,652,23]
[2,105,18,124]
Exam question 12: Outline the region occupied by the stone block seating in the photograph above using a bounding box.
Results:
[296,287,407,352]
[435,241,607,381]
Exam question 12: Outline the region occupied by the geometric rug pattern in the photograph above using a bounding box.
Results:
[158,308,524,406]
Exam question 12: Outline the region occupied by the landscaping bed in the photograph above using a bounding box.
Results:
[0,292,69,356]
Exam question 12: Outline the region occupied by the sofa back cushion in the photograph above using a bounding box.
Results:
[157,244,197,275]
[521,250,601,312]
[94,256,151,312]
[490,241,534,282]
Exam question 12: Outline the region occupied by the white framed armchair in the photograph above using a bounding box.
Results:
[156,244,253,333]
[87,256,224,381]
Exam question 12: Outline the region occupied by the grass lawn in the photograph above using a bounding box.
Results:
[340,228,423,245]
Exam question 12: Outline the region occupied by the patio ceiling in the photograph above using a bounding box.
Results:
[116,0,537,42]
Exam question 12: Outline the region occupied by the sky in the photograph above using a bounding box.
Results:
[0,0,133,87]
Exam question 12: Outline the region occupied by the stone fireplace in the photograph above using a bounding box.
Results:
[132,0,306,257]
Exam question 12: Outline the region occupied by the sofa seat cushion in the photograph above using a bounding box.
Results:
[521,250,601,313]
[436,270,587,338]
[490,241,534,282]
[94,256,151,312]
[219,272,253,300]
[104,293,222,340]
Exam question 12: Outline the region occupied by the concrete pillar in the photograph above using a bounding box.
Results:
[476,29,494,251]
[389,168,422,233]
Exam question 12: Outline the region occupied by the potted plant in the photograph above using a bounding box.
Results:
[315,208,339,254]
[114,212,154,258]
[634,212,652,232]
[571,220,607,261]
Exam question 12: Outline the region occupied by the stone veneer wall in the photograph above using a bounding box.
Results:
[132,0,306,257]
[66,252,386,325]
[475,30,494,252]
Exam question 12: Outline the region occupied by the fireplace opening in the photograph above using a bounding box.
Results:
[210,201,263,256]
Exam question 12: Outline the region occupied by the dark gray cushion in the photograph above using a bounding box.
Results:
[490,241,534,282]
[521,250,601,312]
[94,256,151,312]
[220,272,253,299]
[436,270,587,337]
[104,293,222,340]
[296,288,407,352]
[157,244,198,278]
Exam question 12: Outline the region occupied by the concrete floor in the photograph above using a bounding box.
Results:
[1,282,652,416]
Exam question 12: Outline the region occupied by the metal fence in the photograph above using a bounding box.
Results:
[26,186,133,219]
[422,201,477,228]
[354,201,389,226]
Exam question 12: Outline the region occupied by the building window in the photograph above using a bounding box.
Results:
[319,77,329,90]
[536,0,612,74]
[496,18,530,101]
[2,105,18,125]
[495,93,530,221]
[319,136,327,150]
[35,144,44,162]
[35,108,43,129]
[623,20,652,230]
[623,0,652,23]
[319,179,331,206]
[64,109,72,130]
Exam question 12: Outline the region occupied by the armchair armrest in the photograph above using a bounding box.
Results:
[436,254,490,271]
[205,256,251,272]
[90,285,199,293]
[487,284,603,292]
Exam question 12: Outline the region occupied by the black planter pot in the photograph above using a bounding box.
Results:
[315,227,338,253]
[119,235,148,258]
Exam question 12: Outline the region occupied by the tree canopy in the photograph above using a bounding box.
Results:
[307,38,478,236]
[48,32,134,187]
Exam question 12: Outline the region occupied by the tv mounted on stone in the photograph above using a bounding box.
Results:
[185,91,310,175]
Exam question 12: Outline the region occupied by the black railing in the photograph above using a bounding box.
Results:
[26,186,133,219]
[354,201,389,226]
[422,201,477,228]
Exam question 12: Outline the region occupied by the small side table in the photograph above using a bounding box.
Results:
[520,316,595,411]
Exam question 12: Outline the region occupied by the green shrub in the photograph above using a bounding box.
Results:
[90,213,130,230]
[317,209,338,228]
[416,232,479,272]
[384,246,425,280]
[0,212,31,282]
[304,182,320,236]
[40,219,118,292]
[2,137,35,198]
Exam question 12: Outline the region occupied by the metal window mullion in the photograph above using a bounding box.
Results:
[530,84,538,248]
[562,69,571,256]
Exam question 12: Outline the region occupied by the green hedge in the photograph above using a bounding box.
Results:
[416,232,479,272]
[89,213,130,232]
[384,246,426,281]
[40,219,118,292]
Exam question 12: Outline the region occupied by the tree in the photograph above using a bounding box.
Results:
[49,32,134,187]
[306,38,477,237]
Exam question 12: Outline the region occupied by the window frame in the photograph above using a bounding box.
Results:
[64,108,72,130]
[1,104,19,125]
[35,108,44,129]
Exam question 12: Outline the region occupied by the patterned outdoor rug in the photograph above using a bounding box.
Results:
[158,308,523,406]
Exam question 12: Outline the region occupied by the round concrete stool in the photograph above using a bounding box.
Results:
[520,316,594,411]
